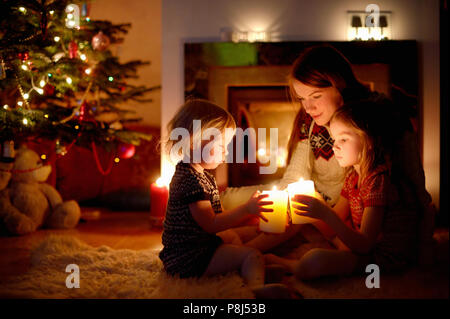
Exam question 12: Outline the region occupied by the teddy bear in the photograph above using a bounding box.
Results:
[0,145,81,235]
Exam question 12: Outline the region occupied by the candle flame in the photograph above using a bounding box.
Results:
[156,176,169,188]
[272,185,277,191]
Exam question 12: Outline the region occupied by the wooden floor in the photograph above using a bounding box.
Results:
[0,208,163,281]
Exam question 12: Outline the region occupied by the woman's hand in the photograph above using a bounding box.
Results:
[246,191,273,222]
[291,194,333,221]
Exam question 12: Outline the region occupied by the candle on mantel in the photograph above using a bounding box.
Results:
[150,176,169,227]
[259,186,288,233]
[287,178,316,224]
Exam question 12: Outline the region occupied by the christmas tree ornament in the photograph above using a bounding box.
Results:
[117,142,135,159]
[43,83,55,96]
[77,102,98,125]
[55,139,68,156]
[91,31,110,51]
[68,41,78,59]
[78,102,88,121]
[29,60,37,72]
[18,52,29,62]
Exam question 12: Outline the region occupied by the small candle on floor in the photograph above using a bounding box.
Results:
[259,186,288,233]
[150,176,169,227]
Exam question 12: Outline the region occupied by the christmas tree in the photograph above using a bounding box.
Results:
[0,0,159,164]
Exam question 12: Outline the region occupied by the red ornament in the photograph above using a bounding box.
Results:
[18,52,29,62]
[91,31,110,51]
[43,83,55,96]
[117,143,135,159]
[77,102,97,125]
[68,41,78,59]
[79,102,87,121]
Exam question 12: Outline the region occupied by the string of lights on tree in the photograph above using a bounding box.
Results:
[0,0,160,174]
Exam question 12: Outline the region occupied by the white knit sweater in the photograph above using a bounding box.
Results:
[220,123,346,210]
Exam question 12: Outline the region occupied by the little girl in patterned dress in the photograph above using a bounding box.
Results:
[159,99,292,298]
[266,100,420,279]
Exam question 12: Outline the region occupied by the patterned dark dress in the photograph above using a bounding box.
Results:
[159,161,223,278]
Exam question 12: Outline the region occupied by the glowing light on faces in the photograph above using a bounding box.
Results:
[329,118,363,168]
[292,80,343,126]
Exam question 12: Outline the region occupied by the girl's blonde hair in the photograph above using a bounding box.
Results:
[330,101,389,185]
[165,98,236,161]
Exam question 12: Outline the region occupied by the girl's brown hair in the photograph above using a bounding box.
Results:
[286,45,370,164]
[330,101,389,185]
[165,98,236,161]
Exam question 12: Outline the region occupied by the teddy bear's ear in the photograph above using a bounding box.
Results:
[14,144,29,157]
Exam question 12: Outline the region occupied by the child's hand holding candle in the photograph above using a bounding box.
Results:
[258,186,289,233]
[291,193,333,222]
[245,191,272,223]
[287,178,317,224]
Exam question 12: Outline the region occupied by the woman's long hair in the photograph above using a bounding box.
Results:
[286,45,370,164]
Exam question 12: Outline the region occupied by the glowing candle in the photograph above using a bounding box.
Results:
[287,178,316,224]
[150,176,170,227]
[259,186,288,233]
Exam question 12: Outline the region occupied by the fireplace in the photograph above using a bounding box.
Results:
[227,85,297,186]
[184,41,418,189]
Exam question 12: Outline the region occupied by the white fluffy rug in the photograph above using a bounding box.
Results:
[1,232,447,299]
[0,235,254,299]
